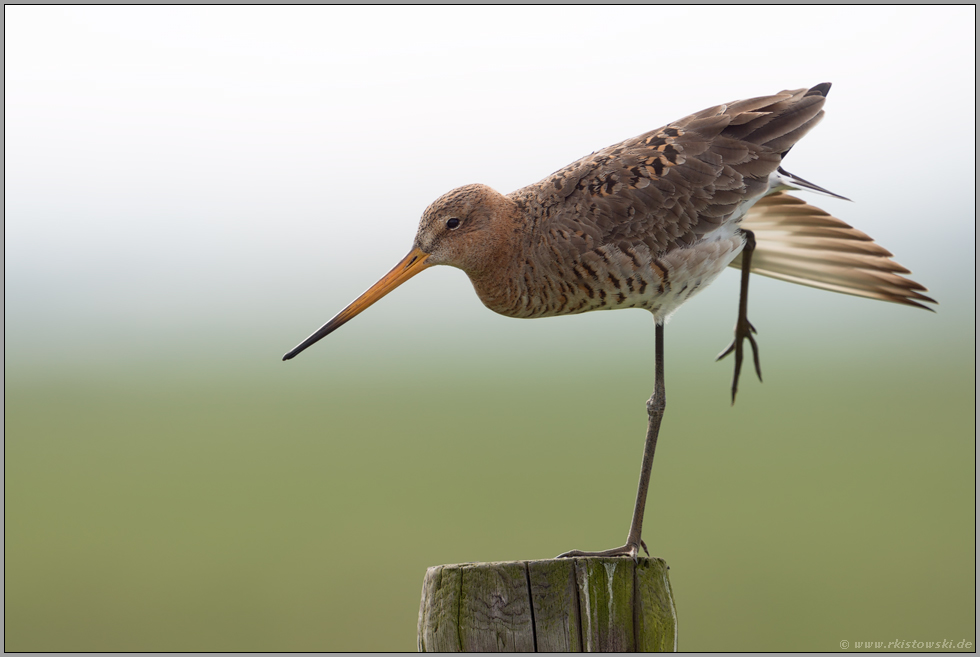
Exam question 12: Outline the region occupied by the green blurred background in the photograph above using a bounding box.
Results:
[5,6,975,652]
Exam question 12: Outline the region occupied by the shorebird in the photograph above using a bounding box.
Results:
[283,83,935,559]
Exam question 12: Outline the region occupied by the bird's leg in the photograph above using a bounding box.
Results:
[557,322,665,561]
[716,229,762,404]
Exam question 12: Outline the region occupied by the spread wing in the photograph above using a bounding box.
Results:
[734,192,936,309]
[511,84,832,256]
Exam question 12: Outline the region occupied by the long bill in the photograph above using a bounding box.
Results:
[282,246,432,361]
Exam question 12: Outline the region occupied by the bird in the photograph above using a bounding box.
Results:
[282,83,935,560]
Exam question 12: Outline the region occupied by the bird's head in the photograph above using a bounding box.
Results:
[414,183,517,275]
[282,183,518,360]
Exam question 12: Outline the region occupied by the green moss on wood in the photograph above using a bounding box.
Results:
[575,558,635,651]
[419,557,676,652]
[635,558,678,652]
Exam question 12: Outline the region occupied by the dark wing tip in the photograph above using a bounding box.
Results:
[913,293,939,311]
[806,82,833,98]
[900,297,938,312]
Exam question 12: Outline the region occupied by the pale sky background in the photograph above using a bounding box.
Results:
[5,6,975,376]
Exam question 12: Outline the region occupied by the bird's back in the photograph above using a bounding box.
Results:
[488,85,832,321]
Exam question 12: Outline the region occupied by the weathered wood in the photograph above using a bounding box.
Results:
[635,558,678,652]
[527,559,580,652]
[575,558,635,651]
[418,558,676,652]
[418,565,463,651]
[459,561,535,651]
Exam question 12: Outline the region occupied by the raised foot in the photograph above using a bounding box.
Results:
[556,539,649,561]
[716,316,762,404]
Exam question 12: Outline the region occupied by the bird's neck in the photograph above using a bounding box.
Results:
[464,201,536,318]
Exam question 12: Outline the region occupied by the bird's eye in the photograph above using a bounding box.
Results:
[446,217,460,230]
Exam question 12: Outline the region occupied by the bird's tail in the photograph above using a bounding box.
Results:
[731,192,936,310]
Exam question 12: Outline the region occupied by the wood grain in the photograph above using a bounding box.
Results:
[418,557,676,652]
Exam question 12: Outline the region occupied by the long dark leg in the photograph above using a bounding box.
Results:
[557,321,665,560]
[717,229,762,404]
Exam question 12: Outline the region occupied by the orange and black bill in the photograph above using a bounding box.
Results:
[282,246,432,361]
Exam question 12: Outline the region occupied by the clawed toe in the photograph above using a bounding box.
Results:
[556,543,642,561]
[717,318,762,403]
[718,228,763,404]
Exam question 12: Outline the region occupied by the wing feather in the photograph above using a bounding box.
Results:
[733,193,936,309]
[512,85,834,258]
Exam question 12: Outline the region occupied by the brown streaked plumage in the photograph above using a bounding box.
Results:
[283,84,935,559]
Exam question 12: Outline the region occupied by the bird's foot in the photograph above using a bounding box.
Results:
[716,315,762,404]
[556,539,649,562]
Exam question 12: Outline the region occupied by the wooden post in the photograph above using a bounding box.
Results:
[418,557,677,652]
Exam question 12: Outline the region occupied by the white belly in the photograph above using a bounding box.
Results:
[651,177,783,322]
[654,223,745,322]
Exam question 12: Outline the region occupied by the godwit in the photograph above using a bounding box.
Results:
[283,83,935,559]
